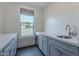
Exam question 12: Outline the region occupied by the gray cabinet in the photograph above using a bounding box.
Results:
[42,36,48,56]
[0,37,17,56]
[49,45,72,56]
[36,34,48,55]
[37,35,43,51]
[59,48,74,56]
[3,42,13,56]
[49,45,60,56]
[4,38,17,56]
[48,39,60,56]
[60,50,69,56]
[48,38,76,56]
[36,33,79,56]
[13,38,17,56]
[36,35,43,50]
[0,50,4,56]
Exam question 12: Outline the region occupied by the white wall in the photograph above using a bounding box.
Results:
[43,2,79,36]
[2,2,44,34]
[2,3,19,34]
[2,2,44,48]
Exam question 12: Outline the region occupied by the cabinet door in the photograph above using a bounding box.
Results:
[60,51,68,56]
[13,38,17,56]
[42,36,48,55]
[49,44,60,56]
[48,39,60,56]
[38,35,43,51]
[35,35,39,47]
[4,41,13,56]
[0,50,4,56]
[59,48,73,56]
[36,35,41,47]
[4,45,11,56]
[10,40,15,56]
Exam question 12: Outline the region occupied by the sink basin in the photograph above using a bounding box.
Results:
[56,35,72,39]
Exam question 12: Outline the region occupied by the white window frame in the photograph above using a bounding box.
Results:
[19,8,35,37]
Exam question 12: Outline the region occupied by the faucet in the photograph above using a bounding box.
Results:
[65,25,71,37]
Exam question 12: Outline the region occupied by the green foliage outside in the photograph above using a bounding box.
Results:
[25,22,33,28]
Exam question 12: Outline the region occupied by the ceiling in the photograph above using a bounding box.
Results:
[25,2,49,8]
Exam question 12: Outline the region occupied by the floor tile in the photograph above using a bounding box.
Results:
[16,46,43,56]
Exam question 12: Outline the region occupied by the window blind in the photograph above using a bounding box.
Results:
[20,8,34,16]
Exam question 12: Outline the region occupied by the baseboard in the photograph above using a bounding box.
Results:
[17,45,35,49]
[17,41,35,48]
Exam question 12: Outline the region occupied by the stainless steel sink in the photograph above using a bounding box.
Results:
[56,35,72,39]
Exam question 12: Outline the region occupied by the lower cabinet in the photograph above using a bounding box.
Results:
[13,38,17,56]
[48,41,60,56]
[59,48,74,56]
[48,43,72,56]
[42,36,48,56]
[37,35,43,51]
[3,42,13,56]
[36,33,79,56]
[49,45,59,56]
[48,39,75,56]
[49,45,72,56]
[0,37,17,56]
[0,50,4,56]
[36,34,48,55]
[60,50,69,56]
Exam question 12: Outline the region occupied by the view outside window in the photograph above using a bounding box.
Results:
[20,13,34,36]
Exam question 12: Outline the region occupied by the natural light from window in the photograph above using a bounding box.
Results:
[20,14,33,36]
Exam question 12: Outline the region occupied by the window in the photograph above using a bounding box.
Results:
[20,8,34,36]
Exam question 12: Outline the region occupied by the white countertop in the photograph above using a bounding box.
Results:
[0,33,17,51]
[36,32,79,47]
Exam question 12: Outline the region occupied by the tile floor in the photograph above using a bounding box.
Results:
[16,46,43,56]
